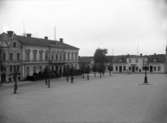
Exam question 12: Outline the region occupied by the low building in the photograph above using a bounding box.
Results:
[107,53,167,73]
[79,56,94,69]
[0,31,79,83]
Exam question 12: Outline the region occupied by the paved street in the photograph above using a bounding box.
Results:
[0,74,167,123]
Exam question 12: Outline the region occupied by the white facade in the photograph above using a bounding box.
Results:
[0,31,79,82]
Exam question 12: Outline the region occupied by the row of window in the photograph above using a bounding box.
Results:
[25,49,78,61]
[10,65,20,72]
[114,65,161,72]
[2,53,20,61]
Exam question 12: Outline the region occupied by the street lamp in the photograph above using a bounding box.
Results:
[13,69,18,94]
[143,58,148,84]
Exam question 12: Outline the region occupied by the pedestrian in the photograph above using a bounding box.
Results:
[71,76,74,83]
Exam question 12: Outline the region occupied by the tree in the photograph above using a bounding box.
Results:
[93,48,107,78]
[94,48,107,64]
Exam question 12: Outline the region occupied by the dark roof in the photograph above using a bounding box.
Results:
[148,54,166,63]
[16,35,79,50]
[106,55,127,63]
[79,54,166,64]
[79,56,93,63]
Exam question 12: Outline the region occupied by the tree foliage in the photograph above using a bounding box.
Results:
[94,48,107,64]
[93,48,108,77]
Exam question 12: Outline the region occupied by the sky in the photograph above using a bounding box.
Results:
[0,0,167,56]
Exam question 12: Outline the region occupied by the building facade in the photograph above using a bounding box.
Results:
[107,53,167,73]
[0,31,79,83]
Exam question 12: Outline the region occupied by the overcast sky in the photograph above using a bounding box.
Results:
[0,0,167,56]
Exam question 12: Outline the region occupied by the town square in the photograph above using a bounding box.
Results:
[0,0,167,123]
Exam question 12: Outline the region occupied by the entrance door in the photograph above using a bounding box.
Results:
[150,66,153,72]
[1,74,6,83]
[132,66,135,72]
[119,66,122,72]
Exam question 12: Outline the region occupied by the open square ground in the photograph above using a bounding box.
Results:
[0,74,167,123]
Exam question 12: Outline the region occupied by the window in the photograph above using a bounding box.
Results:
[154,66,156,71]
[158,66,161,71]
[116,66,118,71]
[45,51,48,61]
[68,53,70,60]
[129,59,131,63]
[2,53,6,61]
[123,66,126,71]
[13,42,16,47]
[33,66,36,73]
[13,65,17,72]
[25,49,30,61]
[136,59,138,63]
[33,50,37,61]
[10,65,13,72]
[17,53,20,61]
[39,66,42,71]
[17,66,19,72]
[56,54,58,60]
[9,53,13,61]
[26,67,30,76]
[39,50,43,61]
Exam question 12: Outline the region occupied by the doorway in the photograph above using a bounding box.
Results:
[119,66,122,72]
[1,74,6,83]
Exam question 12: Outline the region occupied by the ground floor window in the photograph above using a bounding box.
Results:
[123,66,126,71]
[115,66,118,71]
[158,66,161,71]
[154,66,156,71]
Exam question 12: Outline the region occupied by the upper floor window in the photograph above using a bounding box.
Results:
[25,49,30,61]
[13,42,16,48]
[33,50,37,61]
[17,53,20,61]
[45,51,49,61]
[2,53,6,61]
[9,53,13,61]
[75,53,78,60]
[39,50,43,61]
[10,65,13,72]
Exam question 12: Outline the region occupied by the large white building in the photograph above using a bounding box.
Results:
[0,31,79,83]
[107,52,167,73]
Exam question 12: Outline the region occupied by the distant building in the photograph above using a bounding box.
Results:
[107,53,167,73]
[0,31,79,83]
[79,56,94,69]
[79,47,167,74]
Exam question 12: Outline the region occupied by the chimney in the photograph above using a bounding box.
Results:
[59,38,63,43]
[7,31,14,37]
[44,36,48,40]
[140,53,143,56]
[26,33,31,38]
